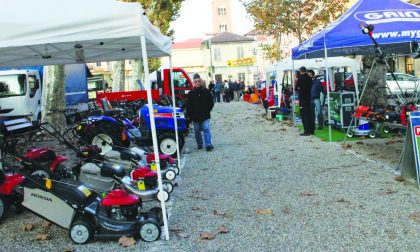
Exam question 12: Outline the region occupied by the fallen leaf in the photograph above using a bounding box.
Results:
[62,248,75,252]
[342,143,352,149]
[289,149,295,152]
[41,221,51,229]
[409,212,420,222]
[199,232,216,240]
[385,140,396,145]
[336,198,348,203]
[281,208,290,214]
[176,232,189,238]
[395,176,405,182]
[34,234,50,241]
[255,208,274,215]
[356,141,364,145]
[380,188,397,195]
[192,207,201,211]
[217,226,229,234]
[118,236,136,247]
[213,210,227,217]
[170,227,183,233]
[22,224,34,232]
[299,192,318,197]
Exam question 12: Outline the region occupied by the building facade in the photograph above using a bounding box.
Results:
[212,0,232,33]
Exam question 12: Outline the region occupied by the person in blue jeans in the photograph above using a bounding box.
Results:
[185,73,215,151]
[214,80,222,103]
[308,69,325,130]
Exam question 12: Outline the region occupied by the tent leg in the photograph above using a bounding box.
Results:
[291,59,296,126]
[169,57,181,172]
[324,36,332,142]
[140,35,170,241]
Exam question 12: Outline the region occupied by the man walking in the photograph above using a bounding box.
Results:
[296,67,314,136]
[208,80,215,102]
[308,70,324,130]
[185,73,215,151]
[214,80,222,103]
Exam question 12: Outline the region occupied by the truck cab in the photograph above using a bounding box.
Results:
[0,69,41,123]
[159,68,193,104]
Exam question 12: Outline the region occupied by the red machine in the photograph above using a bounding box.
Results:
[96,68,193,105]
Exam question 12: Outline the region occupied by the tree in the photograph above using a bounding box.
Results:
[244,0,349,61]
[114,0,184,90]
[41,65,67,132]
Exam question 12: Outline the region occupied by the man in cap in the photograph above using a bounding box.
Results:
[185,73,215,151]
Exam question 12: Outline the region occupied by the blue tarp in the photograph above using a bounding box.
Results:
[292,0,420,59]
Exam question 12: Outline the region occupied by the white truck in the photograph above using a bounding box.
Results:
[0,64,90,125]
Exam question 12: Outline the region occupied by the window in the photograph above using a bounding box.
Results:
[218,7,226,15]
[213,48,221,61]
[219,24,227,32]
[172,71,190,89]
[406,57,414,75]
[237,46,244,59]
[96,62,101,67]
[28,75,39,98]
[0,74,26,97]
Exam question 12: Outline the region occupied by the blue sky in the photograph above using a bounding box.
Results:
[171,0,254,41]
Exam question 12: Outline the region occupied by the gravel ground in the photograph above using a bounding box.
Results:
[1,101,420,251]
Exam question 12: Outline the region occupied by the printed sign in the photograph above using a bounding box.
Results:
[409,111,420,187]
[227,57,256,67]
[354,9,420,24]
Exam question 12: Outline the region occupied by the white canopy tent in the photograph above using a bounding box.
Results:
[267,57,361,135]
[0,0,179,240]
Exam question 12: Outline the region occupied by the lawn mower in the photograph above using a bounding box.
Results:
[0,159,162,244]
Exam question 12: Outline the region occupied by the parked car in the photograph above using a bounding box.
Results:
[386,73,419,95]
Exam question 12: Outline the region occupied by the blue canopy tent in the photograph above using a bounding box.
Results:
[291,0,420,141]
[292,0,420,59]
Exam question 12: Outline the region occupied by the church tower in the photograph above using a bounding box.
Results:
[212,0,232,34]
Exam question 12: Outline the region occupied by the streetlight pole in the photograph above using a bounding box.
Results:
[208,39,215,82]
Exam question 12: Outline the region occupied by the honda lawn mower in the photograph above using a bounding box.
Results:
[0,159,162,244]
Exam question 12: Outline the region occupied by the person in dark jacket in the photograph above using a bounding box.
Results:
[208,80,215,102]
[185,73,215,151]
[296,67,314,136]
[308,70,324,130]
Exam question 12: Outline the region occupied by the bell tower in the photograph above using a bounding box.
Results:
[212,0,232,34]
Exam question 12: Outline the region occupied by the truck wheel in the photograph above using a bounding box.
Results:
[138,219,161,242]
[346,131,354,138]
[0,195,8,222]
[383,126,391,134]
[69,220,93,244]
[369,131,376,139]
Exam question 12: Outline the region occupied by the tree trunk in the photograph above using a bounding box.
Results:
[360,56,388,106]
[112,60,125,91]
[131,59,144,90]
[41,65,67,132]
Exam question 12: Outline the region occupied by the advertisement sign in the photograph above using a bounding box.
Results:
[227,57,256,67]
[409,111,420,187]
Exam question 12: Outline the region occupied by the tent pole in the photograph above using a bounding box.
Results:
[324,35,332,142]
[291,59,296,126]
[140,35,169,240]
[169,57,181,171]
